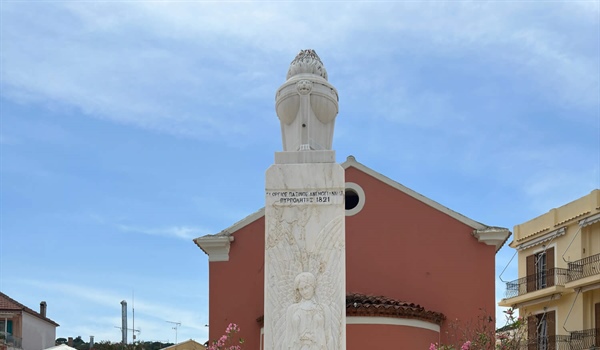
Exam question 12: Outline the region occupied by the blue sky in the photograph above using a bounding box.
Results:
[1,0,598,344]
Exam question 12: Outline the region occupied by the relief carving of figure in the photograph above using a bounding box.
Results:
[265,214,343,349]
[284,272,328,350]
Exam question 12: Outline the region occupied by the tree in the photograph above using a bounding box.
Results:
[56,339,175,350]
[429,308,528,350]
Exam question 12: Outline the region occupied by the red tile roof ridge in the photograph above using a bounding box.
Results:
[0,292,60,326]
[0,292,23,310]
[346,292,445,325]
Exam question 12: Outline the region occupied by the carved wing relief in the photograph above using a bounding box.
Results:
[266,205,344,349]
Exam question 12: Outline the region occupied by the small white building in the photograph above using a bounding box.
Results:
[43,344,77,350]
[0,292,59,350]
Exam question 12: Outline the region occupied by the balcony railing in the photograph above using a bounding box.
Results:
[520,335,571,350]
[508,330,600,350]
[568,253,600,282]
[505,268,570,299]
[570,328,599,350]
[0,332,22,349]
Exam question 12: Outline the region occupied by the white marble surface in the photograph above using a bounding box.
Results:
[264,162,346,350]
[275,50,339,155]
[274,149,335,165]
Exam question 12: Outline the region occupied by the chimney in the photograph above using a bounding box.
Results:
[68,337,73,347]
[89,336,94,350]
[120,300,127,344]
[40,301,47,318]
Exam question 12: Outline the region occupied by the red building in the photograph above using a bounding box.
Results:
[194,156,510,349]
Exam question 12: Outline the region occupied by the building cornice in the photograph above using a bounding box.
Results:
[512,189,599,243]
[193,235,234,262]
[219,208,265,236]
[473,227,512,251]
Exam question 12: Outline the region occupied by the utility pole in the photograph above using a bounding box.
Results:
[165,321,181,344]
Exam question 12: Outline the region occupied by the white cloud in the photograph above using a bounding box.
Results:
[20,280,124,308]
[116,224,208,240]
[19,280,208,342]
[1,2,596,142]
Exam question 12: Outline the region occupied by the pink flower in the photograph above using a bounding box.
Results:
[461,340,471,350]
[429,343,437,350]
[210,323,243,350]
[225,323,240,335]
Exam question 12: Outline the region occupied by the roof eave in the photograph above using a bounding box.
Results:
[473,227,512,253]
[342,155,488,230]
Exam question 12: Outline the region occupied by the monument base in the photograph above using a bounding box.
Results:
[264,162,346,350]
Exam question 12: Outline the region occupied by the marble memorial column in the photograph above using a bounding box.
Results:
[264,50,346,350]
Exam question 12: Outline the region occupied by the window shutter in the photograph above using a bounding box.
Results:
[547,310,556,350]
[527,254,536,292]
[528,315,536,350]
[546,247,555,287]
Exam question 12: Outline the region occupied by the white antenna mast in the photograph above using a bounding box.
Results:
[132,291,134,341]
[131,290,142,343]
[132,291,141,341]
[166,321,181,343]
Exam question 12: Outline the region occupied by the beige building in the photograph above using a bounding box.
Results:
[499,189,600,349]
[160,339,206,350]
[158,340,205,350]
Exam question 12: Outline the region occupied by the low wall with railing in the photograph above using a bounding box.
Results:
[504,253,600,300]
[570,328,598,349]
[568,253,600,281]
[504,268,569,299]
[519,335,571,350]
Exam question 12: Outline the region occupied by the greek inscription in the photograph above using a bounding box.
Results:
[266,189,344,206]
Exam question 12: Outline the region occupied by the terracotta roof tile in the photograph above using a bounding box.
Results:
[256,293,445,326]
[0,292,60,326]
[346,293,445,325]
[554,211,590,227]
[0,293,23,310]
